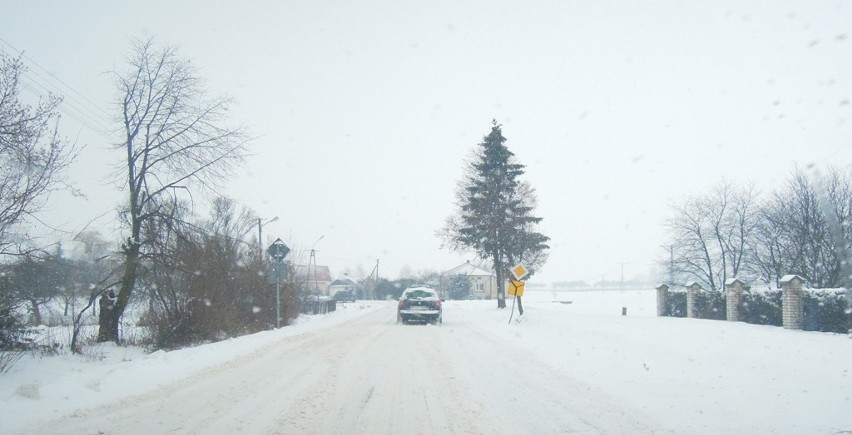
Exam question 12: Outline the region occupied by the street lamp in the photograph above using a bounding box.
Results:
[257,216,279,259]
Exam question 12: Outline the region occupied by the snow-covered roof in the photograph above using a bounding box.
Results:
[779,275,804,284]
[329,277,358,287]
[684,281,702,289]
[724,278,746,286]
[441,261,493,277]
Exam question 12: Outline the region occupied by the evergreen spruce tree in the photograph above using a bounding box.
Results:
[447,275,472,300]
[442,121,549,308]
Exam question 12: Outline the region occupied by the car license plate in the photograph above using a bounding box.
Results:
[411,305,428,311]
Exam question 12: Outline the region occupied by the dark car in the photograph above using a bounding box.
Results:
[334,290,356,303]
[397,286,442,324]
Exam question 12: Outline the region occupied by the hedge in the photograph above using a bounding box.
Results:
[663,288,849,333]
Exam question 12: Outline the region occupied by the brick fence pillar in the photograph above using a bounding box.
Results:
[781,275,804,330]
[725,278,746,322]
[685,282,702,318]
[656,284,669,317]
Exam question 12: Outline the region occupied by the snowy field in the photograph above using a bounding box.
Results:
[1,290,850,434]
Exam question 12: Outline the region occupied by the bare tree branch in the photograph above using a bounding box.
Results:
[98,37,249,343]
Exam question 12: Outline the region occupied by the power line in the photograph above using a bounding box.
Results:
[14,61,112,132]
[19,78,112,137]
[18,79,111,138]
[0,37,112,119]
[0,37,115,142]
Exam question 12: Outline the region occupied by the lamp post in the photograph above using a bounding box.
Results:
[257,216,279,259]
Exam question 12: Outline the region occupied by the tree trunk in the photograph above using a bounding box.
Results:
[495,253,506,309]
[97,292,117,342]
[97,241,139,343]
[28,298,42,326]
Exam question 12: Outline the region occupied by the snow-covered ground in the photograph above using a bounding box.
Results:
[2,290,850,434]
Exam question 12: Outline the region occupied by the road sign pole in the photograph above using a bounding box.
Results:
[276,276,281,329]
[266,239,290,329]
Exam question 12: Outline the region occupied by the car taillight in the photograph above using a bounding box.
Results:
[435,300,441,310]
[398,299,406,309]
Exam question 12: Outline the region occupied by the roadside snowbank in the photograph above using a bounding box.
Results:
[3,290,851,434]
[0,301,384,433]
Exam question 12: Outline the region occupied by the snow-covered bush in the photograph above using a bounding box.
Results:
[664,287,848,333]
[664,291,686,317]
[694,291,726,320]
[740,290,782,326]
[803,289,849,334]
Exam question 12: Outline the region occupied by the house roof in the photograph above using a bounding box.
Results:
[780,274,804,284]
[442,261,493,277]
[329,277,359,287]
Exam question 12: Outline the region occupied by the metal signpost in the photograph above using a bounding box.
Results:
[267,238,290,328]
[509,263,529,323]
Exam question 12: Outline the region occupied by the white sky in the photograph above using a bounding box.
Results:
[2,1,851,284]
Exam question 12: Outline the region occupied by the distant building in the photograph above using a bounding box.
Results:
[328,276,360,298]
[441,261,496,299]
[295,264,332,295]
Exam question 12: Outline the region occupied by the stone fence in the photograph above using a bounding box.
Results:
[656,275,811,330]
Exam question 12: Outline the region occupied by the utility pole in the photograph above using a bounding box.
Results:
[309,236,324,311]
[376,258,380,300]
[617,262,628,316]
[257,216,279,259]
[661,244,674,285]
[617,262,627,292]
[365,259,380,299]
[669,245,674,285]
[310,248,318,298]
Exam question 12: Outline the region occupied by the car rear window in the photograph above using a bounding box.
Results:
[405,290,434,299]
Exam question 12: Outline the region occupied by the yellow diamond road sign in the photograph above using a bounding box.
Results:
[509,279,525,297]
[511,263,529,280]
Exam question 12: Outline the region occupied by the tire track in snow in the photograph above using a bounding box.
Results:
[31,302,662,434]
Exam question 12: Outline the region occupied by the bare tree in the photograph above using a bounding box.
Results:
[748,202,786,288]
[68,229,121,353]
[666,180,758,291]
[143,197,296,348]
[0,51,76,255]
[99,38,248,343]
[7,252,65,325]
[667,193,719,290]
[756,167,851,288]
[719,182,758,280]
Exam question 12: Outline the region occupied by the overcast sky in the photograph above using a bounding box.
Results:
[2,1,851,285]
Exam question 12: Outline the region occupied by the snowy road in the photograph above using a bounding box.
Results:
[34,302,657,434]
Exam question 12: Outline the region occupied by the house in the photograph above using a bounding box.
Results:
[440,261,497,299]
[295,264,332,295]
[328,276,360,298]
